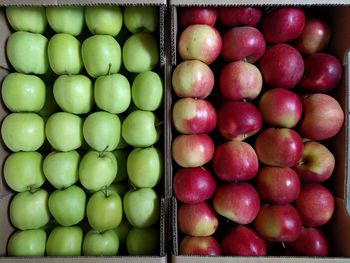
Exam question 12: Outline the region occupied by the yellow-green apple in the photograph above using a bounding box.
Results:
[6,6,47,33]
[83,229,119,256]
[179,236,222,256]
[212,141,259,181]
[178,24,222,65]
[218,7,263,27]
[178,202,218,237]
[46,226,83,256]
[126,227,159,255]
[108,183,128,197]
[7,229,47,256]
[178,7,218,28]
[172,134,214,168]
[123,6,158,33]
[113,216,132,251]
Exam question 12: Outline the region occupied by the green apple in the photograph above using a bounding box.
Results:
[79,150,117,192]
[113,150,128,183]
[46,226,83,256]
[6,31,49,75]
[6,6,47,33]
[48,33,83,75]
[38,82,60,117]
[126,227,159,255]
[87,190,123,231]
[122,110,160,147]
[123,188,159,227]
[81,35,121,78]
[7,229,47,256]
[108,183,129,197]
[1,72,46,112]
[124,6,158,33]
[4,151,45,192]
[132,71,163,111]
[122,32,159,73]
[85,6,123,36]
[1,113,45,152]
[9,188,50,230]
[114,216,132,251]
[94,73,131,114]
[83,111,121,152]
[46,6,85,36]
[48,185,86,226]
[43,150,80,189]
[45,112,83,151]
[53,74,93,114]
[83,229,119,256]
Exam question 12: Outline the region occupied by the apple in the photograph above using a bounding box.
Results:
[46,226,83,256]
[298,93,344,141]
[178,24,222,65]
[124,6,158,33]
[212,141,259,182]
[94,73,131,114]
[258,88,302,128]
[85,6,123,36]
[255,127,303,167]
[122,32,159,73]
[172,59,214,99]
[262,7,305,44]
[9,188,51,230]
[295,184,334,227]
[7,229,47,257]
[45,112,83,152]
[1,113,45,152]
[83,229,119,256]
[46,6,85,36]
[114,216,132,250]
[81,35,121,78]
[299,53,342,93]
[178,7,218,28]
[218,7,263,27]
[221,225,266,256]
[173,167,216,204]
[221,26,266,63]
[38,82,59,117]
[219,61,263,100]
[172,98,217,134]
[179,236,222,256]
[113,150,128,183]
[6,6,47,33]
[108,183,128,197]
[178,202,218,237]
[53,74,93,114]
[259,44,304,89]
[217,101,262,141]
[1,72,46,112]
[172,134,214,168]
[126,227,159,255]
[6,31,49,74]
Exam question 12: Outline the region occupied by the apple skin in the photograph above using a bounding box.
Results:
[217,101,262,141]
[299,53,342,93]
[178,24,222,65]
[6,6,47,33]
[221,225,266,256]
[298,93,344,141]
[255,127,303,167]
[172,134,214,168]
[256,166,301,204]
[7,229,47,257]
[123,6,158,34]
[46,226,83,256]
[218,7,263,27]
[173,167,216,204]
[295,184,334,227]
[179,236,222,256]
[178,7,218,28]
[212,141,259,182]
[219,61,263,100]
[178,202,218,237]
[221,26,266,63]
[83,229,119,256]
[261,7,305,44]
[113,150,128,183]
[126,227,159,255]
[172,59,214,99]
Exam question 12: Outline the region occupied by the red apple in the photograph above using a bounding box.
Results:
[259,44,304,89]
[178,24,222,65]
[178,202,218,237]
[255,127,303,167]
[258,88,302,128]
[172,60,214,99]
[298,93,344,141]
[179,236,222,256]
[293,141,335,183]
[172,134,214,168]
[172,98,217,134]
[218,7,263,27]
[212,141,259,182]
[217,101,262,141]
[262,7,305,44]
[213,182,260,225]
[173,167,216,204]
[254,203,302,242]
[221,26,266,63]
[295,183,334,227]
[221,225,266,256]
[256,166,300,205]
[300,53,342,93]
[219,61,263,100]
[178,7,218,29]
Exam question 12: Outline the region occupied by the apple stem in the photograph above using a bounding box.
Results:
[102,185,109,198]
[156,121,164,127]
[107,63,112,75]
[28,185,37,193]
[200,166,206,171]
[99,145,109,158]
[281,241,286,249]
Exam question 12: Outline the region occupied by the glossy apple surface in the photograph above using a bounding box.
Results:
[178,6,218,28]
[179,236,222,256]
[46,226,83,256]
[6,6,47,33]
[218,7,263,27]
[123,6,158,33]
[7,229,47,256]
